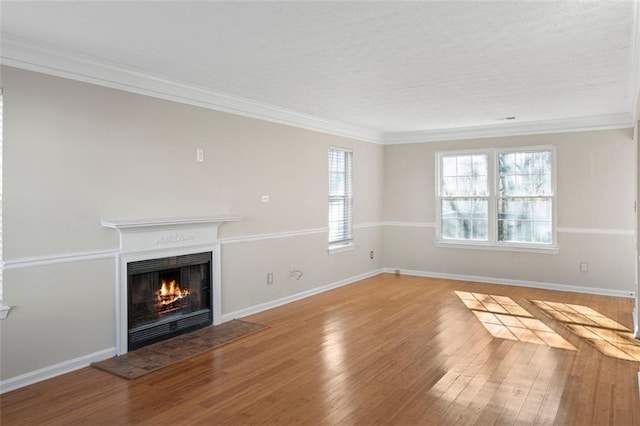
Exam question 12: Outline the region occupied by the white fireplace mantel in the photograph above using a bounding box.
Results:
[101,216,240,355]
[101,216,241,230]
[102,216,241,254]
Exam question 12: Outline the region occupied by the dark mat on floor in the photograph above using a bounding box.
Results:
[91,319,268,379]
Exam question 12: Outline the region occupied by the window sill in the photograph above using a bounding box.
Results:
[328,242,356,254]
[434,240,559,254]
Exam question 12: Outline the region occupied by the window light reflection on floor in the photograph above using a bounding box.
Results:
[455,291,576,351]
[531,300,640,362]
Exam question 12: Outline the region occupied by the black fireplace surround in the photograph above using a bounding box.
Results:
[127,251,212,351]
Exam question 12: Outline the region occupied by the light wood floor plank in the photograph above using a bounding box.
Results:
[2,274,639,425]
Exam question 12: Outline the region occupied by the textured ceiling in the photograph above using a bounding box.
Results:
[1,1,638,142]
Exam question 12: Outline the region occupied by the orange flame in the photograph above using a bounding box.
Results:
[157,279,190,306]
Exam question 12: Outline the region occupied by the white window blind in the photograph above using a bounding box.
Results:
[328,147,353,246]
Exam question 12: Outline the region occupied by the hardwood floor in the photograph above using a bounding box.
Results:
[2,274,639,425]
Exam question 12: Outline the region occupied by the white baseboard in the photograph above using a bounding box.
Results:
[383,268,636,299]
[0,347,116,394]
[221,268,384,322]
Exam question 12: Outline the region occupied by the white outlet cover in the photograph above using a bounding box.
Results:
[261,195,270,203]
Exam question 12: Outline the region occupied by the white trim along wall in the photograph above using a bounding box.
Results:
[2,36,638,145]
[3,223,634,298]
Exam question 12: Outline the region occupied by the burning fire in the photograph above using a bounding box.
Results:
[157,279,190,306]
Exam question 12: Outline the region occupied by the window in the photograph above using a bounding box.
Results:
[328,147,353,250]
[437,146,556,252]
[440,153,489,240]
[497,150,553,244]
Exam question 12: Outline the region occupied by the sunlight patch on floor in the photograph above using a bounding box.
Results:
[455,291,576,351]
[531,300,640,362]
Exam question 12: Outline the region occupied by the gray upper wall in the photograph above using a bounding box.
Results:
[2,65,383,260]
[383,129,635,229]
[1,65,385,382]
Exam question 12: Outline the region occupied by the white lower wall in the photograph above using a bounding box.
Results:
[0,226,383,388]
[1,259,117,380]
[221,227,382,314]
[382,226,635,296]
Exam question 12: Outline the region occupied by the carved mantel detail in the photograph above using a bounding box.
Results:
[154,233,196,246]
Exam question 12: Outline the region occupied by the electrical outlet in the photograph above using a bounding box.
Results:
[580,262,589,273]
[196,148,204,162]
[370,250,374,259]
[267,272,273,284]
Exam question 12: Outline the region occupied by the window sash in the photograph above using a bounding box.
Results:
[439,152,490,242]
[441,153,489,197]
[497,196,553,244]
[497,150,552,197]
[440,196,489,241]
[328,148,353,245]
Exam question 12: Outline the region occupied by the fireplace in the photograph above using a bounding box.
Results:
[127,251,212,350]
[102,216,240,355]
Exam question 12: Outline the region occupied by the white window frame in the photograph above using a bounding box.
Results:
[328,147,354,253]
[435,145,558,254]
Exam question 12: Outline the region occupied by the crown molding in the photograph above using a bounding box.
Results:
[1,36,636,146]
[0,36,384,144]
[382,113,634,144]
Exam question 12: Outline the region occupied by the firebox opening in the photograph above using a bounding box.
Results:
[127,252,213,351]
